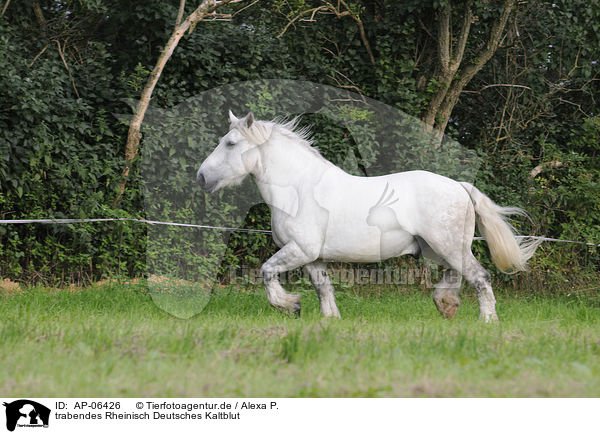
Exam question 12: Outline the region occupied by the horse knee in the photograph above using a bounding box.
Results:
[260,264,276,282]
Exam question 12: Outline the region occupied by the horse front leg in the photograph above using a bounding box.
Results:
[304,261,341,318]
[260,241,318,315]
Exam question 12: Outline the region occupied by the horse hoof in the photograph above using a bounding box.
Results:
[480,312,499,323]
[434,296,460,319]
[274,293,301,316]
[290,303,301,317]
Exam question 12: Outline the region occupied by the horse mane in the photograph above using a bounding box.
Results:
[235,116,327,160]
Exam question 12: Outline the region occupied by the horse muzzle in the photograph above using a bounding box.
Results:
[196,170,217,193]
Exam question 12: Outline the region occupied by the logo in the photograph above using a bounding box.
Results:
[3,400,50,432]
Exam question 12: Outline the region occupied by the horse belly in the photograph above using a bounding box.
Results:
[313,171,421,262]
[319,218,417,262]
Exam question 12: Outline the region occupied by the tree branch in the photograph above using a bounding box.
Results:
[529,160,563,179]
[1,0,11,16]
[423,7,450,129]
[457,0,515,87]
[54,39,80,98]
[278,1,375,65]
[422,1,474,131]
[175,0,186,27]
[452,0,472,67]
[28,43,48,67]
[32,1,47,38]
[337,0,375,65]
[461,83,532,93]
[437,6,451,75]
[277,6,327,38]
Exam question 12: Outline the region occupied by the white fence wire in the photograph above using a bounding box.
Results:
[0,218,598,246]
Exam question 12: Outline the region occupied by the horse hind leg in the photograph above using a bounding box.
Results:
[428,247,499,322]
[462,255,499,322]
[304,261,341,318]
[416,238,462,319]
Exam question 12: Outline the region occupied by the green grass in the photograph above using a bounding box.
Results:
[1,281,599,397]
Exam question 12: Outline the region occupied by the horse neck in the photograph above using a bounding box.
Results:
[254,134,331,198]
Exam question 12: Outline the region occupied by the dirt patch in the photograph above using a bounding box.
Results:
[409,380,447,397]
[502,331,526,342]
[50,277,147,293]
[0,278,22,295]
[241,326,289,339]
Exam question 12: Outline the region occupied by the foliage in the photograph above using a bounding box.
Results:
[0,0,598,285]
[0,11,144,283]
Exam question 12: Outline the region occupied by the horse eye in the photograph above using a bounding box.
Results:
[226,141,236,148]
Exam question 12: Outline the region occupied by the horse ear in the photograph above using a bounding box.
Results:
[228,110,238,123]
[245,111,254,128]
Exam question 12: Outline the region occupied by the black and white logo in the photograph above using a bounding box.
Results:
[3,400,50,432]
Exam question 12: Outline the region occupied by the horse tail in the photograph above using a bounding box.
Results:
[460,182,541,273]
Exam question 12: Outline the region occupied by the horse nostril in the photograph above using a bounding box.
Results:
[197,172,206,187]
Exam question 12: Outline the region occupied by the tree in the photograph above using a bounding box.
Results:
[115,0,247,204]
[276,0,517,143]
[421,0,515,142]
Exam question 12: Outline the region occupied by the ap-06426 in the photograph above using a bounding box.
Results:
[72,401,121,410]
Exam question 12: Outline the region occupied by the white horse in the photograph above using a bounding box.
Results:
[197,111,540,321]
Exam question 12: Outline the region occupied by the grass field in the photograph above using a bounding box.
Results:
[1,280,599,397]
